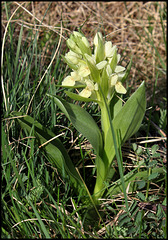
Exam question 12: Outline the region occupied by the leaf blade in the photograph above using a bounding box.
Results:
[105,81,146,162]
[11,111,86,196]
[47,94,103,155]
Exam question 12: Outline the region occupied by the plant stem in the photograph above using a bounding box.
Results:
[93,100,111,201]
[100,101,110,141]
[94,88,129,211]
[145,167,151,201]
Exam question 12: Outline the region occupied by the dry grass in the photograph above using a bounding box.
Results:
[1,1,167,100]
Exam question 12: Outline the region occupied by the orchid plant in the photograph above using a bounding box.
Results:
[12,31,146,217]
[53,31,146,201]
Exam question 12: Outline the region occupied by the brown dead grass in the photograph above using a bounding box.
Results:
[1,1,167,101]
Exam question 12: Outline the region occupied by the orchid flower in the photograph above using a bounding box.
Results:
[62,31,128,103]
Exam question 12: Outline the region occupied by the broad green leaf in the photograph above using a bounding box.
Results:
[105,81,146,165]
[109,94,123,120]
[46,94,103,155]
[11,111,86,197]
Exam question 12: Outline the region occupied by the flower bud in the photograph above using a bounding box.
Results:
[82,36,90,48]
[66,39,82,55]
[73,31,83,38]
[105,41,114,58]
[65,51,80,65]
[71,31,92,56]
[62,54,78,70]
[94,32,103,46]
[94,32,104,63]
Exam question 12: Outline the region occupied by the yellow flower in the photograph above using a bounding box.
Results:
[62,31,128,100]
[79,80,98,98]
[62,71,81,86]
[110,74,126,94]
[78,64,91,77]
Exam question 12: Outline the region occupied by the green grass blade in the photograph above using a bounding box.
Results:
[27,198,51,238]
[14,23,23,70]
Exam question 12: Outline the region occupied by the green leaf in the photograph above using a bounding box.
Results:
[105,81,146,164]
[151,144,159,155]
[137,192,146,201]
[132,143,138,152]
[109,94,123,120]
[110,48,117,72]
[27,198,50,238]
[116,81,146,141]
[148,172,159,181]
[11,111,86,197]
[84,54,100,83]
[136,180,146,189]
[46,94,103,155]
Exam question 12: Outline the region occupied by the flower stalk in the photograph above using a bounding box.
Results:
[61,31,129,202]
[60,30,146,205]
